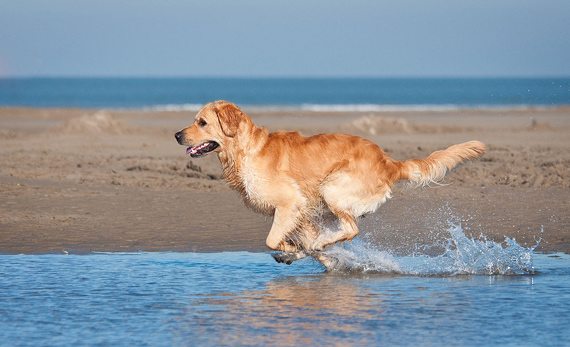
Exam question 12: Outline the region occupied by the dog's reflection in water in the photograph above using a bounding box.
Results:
[181,275,387,345]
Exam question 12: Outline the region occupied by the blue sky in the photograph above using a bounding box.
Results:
[1,0,569,77]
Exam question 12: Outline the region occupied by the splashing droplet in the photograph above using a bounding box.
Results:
[317,223,537,275]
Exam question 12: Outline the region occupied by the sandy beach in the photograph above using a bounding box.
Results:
[1,106,569,254]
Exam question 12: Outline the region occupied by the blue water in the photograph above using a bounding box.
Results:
[2,247,569,346]
[1,77,569,109]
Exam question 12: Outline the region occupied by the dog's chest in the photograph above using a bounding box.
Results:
[239,166,274,213]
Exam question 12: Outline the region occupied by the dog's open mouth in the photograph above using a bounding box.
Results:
[186,142,219,158]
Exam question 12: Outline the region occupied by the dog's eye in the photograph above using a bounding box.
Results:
[198,119,207,127]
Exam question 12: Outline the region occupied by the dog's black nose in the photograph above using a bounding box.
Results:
[174,131,183,143]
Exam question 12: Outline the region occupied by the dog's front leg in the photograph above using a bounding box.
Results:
[266,206,303,253]
[269,209,318,265]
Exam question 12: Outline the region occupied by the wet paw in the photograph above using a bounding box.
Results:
[272,252,295,265]
[271,252,307,265]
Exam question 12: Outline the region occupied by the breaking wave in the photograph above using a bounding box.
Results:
[137,103,546,113]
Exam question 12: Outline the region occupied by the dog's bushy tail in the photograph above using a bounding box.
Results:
[399,141,486,187]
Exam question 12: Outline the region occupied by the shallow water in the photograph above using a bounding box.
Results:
[1,249,570,347]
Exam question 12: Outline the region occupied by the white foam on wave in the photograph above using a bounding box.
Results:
[140,104,204,112]
[128,103,550,113]
[300,104,463,112]
[296,104,550,113]
[318,223,538,276]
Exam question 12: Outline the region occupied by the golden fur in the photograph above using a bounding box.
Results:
[175,101,486,263]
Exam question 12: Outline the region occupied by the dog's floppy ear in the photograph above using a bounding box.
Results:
[215,102,243,138]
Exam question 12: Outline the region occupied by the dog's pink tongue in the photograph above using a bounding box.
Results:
[186,147,196,155]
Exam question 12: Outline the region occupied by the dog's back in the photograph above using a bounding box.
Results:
[248,131,485,217]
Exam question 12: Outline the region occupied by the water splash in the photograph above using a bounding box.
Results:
[317,223,538,275]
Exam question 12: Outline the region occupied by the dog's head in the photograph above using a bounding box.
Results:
[174,100,246,158]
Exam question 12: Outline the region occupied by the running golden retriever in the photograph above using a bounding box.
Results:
[175,101,486,265]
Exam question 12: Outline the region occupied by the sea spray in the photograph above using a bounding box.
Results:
[438,223,536,275]
[317,223,538,275]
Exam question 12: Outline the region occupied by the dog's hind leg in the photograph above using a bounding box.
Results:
[334,210,359,243]
[314,174,367,250]
[312,209,359,250]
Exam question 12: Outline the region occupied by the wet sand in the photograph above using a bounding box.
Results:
[1,106,569,254]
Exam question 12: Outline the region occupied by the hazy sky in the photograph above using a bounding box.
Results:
[1,0,569,77]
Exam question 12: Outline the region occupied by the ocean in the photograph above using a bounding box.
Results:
[1,77,569,110]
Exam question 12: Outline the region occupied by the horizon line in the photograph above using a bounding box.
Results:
[2,74,570,80]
